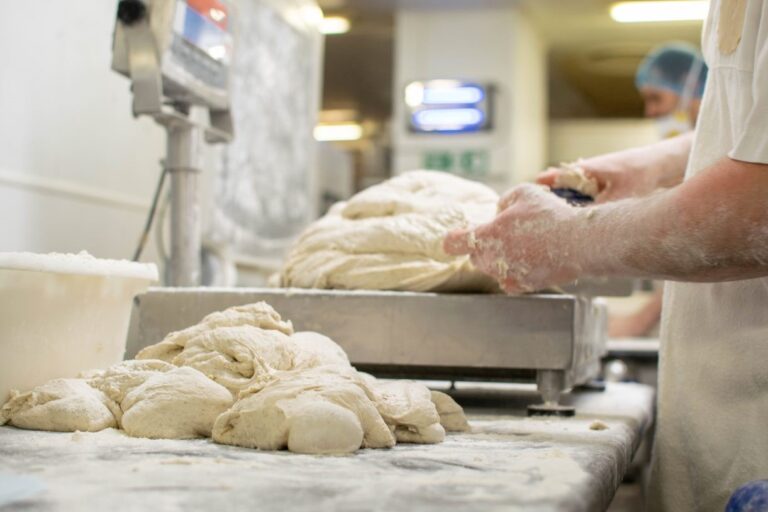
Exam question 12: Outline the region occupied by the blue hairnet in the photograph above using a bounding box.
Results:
[635,43,708,99]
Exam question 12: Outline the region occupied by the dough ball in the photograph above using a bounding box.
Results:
[0,379,116,432]
[290,331,350,370]
[278,170,499,292]
[285,399,364,455]
[430,390,471,432]
[121,367,233,439]
[213,367,395,453]
[137,302,293,362]
[372,380,445,444]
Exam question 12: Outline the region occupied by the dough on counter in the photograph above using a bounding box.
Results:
[430,390,471,432]
[213,366,396,454]
[290,331,351,370]
[369,379,445,444]
[85,359,176,424]
[278,170,499,292]
[136,303,299,395]
[168,325,297,395]
[136,302,293,362]
[552,162,599,198]
[2,302,472,455]
[0,379,117,432]
[120,367,233,439]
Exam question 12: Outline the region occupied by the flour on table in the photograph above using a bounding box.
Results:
[278,170,500,292]
[1,302,471,455]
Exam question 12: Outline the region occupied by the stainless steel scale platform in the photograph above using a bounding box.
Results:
[127,286,612,416]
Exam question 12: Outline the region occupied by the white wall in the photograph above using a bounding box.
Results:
[0,1,165,262]
[548,119,658,165]
[391,6,547,190]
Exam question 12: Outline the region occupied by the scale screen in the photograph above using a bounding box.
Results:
[405,80,493,134]
[173,0,232,65]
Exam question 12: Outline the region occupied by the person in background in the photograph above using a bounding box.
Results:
[609,42,708,338]
[445,1,768,509]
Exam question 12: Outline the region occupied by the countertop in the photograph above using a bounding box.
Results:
[0,382,654,512]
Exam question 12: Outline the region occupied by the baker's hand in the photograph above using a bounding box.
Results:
[444,184,588,294]
[537,161,656,203]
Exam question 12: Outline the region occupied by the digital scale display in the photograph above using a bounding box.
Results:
[173,0,232,64]
[405,80,492,134]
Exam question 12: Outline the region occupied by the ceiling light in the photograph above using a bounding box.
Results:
[610,1,709,23]
[320,16,350,35]
[314,123,363,142]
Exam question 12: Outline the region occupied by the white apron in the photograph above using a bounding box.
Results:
[648,1,768,510]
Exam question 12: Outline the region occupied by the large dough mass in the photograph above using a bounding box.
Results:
[2,302,470,454]
[278,170,500,292]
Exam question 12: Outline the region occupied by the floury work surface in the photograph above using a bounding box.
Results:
[127,288,608,393]
[0,383,654,512]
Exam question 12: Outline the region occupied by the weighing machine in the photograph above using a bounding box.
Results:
[112,0,234,286]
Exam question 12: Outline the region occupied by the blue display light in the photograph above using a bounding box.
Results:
[422,85,485,106]
[405,80,492,134]
[412,108,486,133]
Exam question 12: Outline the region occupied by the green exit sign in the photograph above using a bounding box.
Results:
[423,150,489,178]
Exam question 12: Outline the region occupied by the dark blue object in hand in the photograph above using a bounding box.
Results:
[551,188,594,206]
[726,480,768,512]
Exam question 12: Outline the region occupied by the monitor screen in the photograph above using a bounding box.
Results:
[405,80,492,134]
[173,0,232,64]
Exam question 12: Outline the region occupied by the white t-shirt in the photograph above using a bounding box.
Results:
[649,1,768,510]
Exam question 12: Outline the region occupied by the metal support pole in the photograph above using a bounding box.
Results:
[166,122,201,287]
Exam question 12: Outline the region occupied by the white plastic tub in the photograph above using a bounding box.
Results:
[0,252,157,404]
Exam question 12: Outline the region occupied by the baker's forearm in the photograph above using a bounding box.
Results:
[582,132,694,189]
[580,157,768,281]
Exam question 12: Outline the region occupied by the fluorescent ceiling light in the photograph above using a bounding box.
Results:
[320,16,350,35]
[610,1,709,23]
[314,123,363,142]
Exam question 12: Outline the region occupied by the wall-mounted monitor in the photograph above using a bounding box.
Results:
[405,80,493,134]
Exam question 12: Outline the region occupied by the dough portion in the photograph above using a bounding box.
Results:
[136,303,299,395]
[213,366,396,454]
[136,302,293,362]
[0,379,117,432]
[430,390,471,432]
[291,331,351,370]
[370,379,445,444]
[85,359,175,423]
[170,325,297,395]
[278,170,499,292]
[121,367,233,439]
[552,162,599,198]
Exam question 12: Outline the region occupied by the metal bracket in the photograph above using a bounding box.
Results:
[122,17,163,116]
